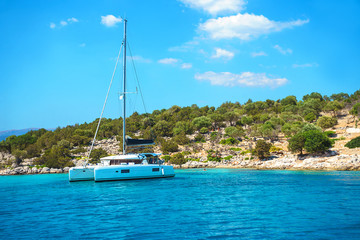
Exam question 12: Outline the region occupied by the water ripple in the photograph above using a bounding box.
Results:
[1,169,360,239]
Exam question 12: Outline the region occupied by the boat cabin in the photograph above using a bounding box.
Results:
[100,153,161,166]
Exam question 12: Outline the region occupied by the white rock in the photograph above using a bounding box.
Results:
[41,167,50,173]
[346,128,360,133]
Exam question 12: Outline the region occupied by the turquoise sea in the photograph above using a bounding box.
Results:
[1,169,360,239]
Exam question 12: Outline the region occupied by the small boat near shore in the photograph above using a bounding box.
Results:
[69,18,175,182]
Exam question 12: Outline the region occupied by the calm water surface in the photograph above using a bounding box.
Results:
[1,169,360,239]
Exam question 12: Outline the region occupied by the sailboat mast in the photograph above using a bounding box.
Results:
[122,18,127,155]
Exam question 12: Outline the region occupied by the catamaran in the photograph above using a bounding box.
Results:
[69,19,175,182]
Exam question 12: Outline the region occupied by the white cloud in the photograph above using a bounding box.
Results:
[169,40,199,52]
[195,71,288,88]
[251,51,267,57]
[79,43,86,47]
[179,0,246,15]
[181,63,193,69]
[199,13,309,40]
[50,17,79,29]
[101,15,122,27]
[274,45,292,55]
[158,58,179,64]
[128,55,152,63]
[68,17,79,23]
[157,58,192,69]
[211,48,234,60]
[60,21,68,26]
[292,63,318,68]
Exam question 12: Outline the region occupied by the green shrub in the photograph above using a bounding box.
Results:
[173,133,190,145]
[225,126,244,138]
[161,140,179,154]
[337,136,346,140]
[304,112,316,122]
[259,114,270,123]
[324,131,336,137]
[229,147,242,151]
[5,132,38,151]
[173,121,194,135]
[182,151,191,155]
[345,136,360,149]
[254,140,272,159]
[288,133,306,154]
[161,155,171,162]
[210,131,221,141]
[303,130,332,153]
[200,127,209,134]
[153,120,172,137]
[240,150,251,155]
[289,130,332,154]
[241,116,253,126]
[192,116,212,130]
[207,150,221,162]
[170,152,187,166]
[90,148,108,163]
[71,147,87,154]
[194,133,205,143]
[269,146,283,152]
[301,123,322,133]
[186,158,200,162]
[39,145,74,168]
[12,149,26,165]
[25,144,41,158]
[350,103,360,117]
[223,155,233,161]
[317,116,337,129]
[219,137,239,145]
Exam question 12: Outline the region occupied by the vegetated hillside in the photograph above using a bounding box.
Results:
[1,90,360,169]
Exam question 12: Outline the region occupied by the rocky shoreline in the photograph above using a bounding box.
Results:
[0,166,70,175]
[1,153,359,176]
[176,153,360,171]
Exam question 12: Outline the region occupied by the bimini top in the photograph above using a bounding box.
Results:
[125,137,155,147]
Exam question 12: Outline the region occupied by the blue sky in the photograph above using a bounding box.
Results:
[1,0,360,131]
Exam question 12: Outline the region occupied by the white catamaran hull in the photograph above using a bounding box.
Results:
[69,167,95,182]
[94,165,175,182]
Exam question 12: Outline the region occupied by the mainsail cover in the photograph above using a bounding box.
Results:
[125,137,155,147]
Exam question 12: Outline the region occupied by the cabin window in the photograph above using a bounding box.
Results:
[152,168,160,172]
[110,160,142,165]
[121,169,130,173]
